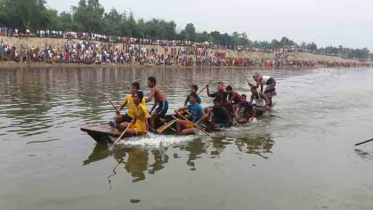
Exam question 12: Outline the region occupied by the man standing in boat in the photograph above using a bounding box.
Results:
[249,73,277,108]
[146,76,169,130]
[175,93,206,135]
[110,82,146,129]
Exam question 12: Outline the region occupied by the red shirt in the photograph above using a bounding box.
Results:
[229,91,245,104]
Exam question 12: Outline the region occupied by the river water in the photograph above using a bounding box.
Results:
[0,67,372,210]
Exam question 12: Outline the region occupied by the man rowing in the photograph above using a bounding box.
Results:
[184,84,202,106]
[226,85,245,114]
[118,91,148,135]
[249,86,270,115]
[175,93,206,135]
[234,94,256,124]
[207,98,231,129]
[110,82,146,128]
[145,76,169,130]
[206,81,226,102]
[249,73,277,107]
[226,85,245,105]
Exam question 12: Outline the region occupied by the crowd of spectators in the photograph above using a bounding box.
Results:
[0,26,371,68]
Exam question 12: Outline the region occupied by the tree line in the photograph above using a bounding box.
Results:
[0,0,371,60]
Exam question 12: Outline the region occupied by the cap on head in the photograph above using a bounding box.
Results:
[253,73,261,78]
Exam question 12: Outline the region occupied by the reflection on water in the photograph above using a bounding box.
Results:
[83,135,275,182]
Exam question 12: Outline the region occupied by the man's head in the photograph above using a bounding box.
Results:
[217,81,224,91]
[133,91,144,104]
[189,93,197,104]
[130,82,140,95]
[226,85,233,94]
[253,73,261,82]
[241,94,247,100]
[191,85,198,94]
[213,98,220,106]
[148,76,156,88]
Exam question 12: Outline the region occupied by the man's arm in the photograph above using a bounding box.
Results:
[228,94,235,104]
[150,101,158,114]
[249,95,254,104]
[117,98,128,114]
[260,93,270,109]
[175,106,188,114]
[145,88,155,103]
[184,96,189,107]
[195,110,206,125]
[206,86,211,97]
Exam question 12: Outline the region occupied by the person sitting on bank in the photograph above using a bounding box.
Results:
[184,84,202,107]
[175,93,206,135]
[110,82,146,128]
[248,73,277,107]
[117,91,148,136]
[145,76,169,130]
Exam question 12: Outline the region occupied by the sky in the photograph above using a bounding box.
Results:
[46,0,373,50]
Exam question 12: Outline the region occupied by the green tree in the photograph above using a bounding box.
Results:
[0,0,48,30]
[72,0,105,33]
[183,23,196,41]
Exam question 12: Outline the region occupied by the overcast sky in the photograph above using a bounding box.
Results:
[46,0,373,50]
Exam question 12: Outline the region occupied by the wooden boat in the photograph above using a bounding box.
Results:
[81,105,272,144]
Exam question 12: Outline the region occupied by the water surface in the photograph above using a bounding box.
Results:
[0,67,373,210]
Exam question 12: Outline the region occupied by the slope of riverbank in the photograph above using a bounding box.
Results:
[1,36,370,68]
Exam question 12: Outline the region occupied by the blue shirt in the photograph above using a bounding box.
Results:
[185,94,202,105]
[188,103,203,123]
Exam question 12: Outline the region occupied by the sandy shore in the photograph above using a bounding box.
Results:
[1,36,371,68]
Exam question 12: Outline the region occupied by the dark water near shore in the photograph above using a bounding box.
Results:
[1,67,373,210]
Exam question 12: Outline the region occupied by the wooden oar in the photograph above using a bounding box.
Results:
[177,113,210,136]
[110,101,119,113]
[113,122,133,145]
[198,76,217,95]
[355,138,373,146]
[157,119,177,133]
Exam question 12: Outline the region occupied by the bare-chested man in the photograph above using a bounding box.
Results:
[145,76,168,130]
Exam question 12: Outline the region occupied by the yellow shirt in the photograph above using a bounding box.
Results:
[130,103,148,134]
[120,95,146,119]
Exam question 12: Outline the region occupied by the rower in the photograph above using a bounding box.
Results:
[145,76,169,130]
[118,91,148,135]
[249,86,270,118]
[226,85,245,114]
[248,73,277,107]
[175,93,205,135]
[110,82,146,128]
[207,98,231,129]
[234,94,256,124]
[184,84,202,106]
[226,85,245,105]
[205,81,227,113]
